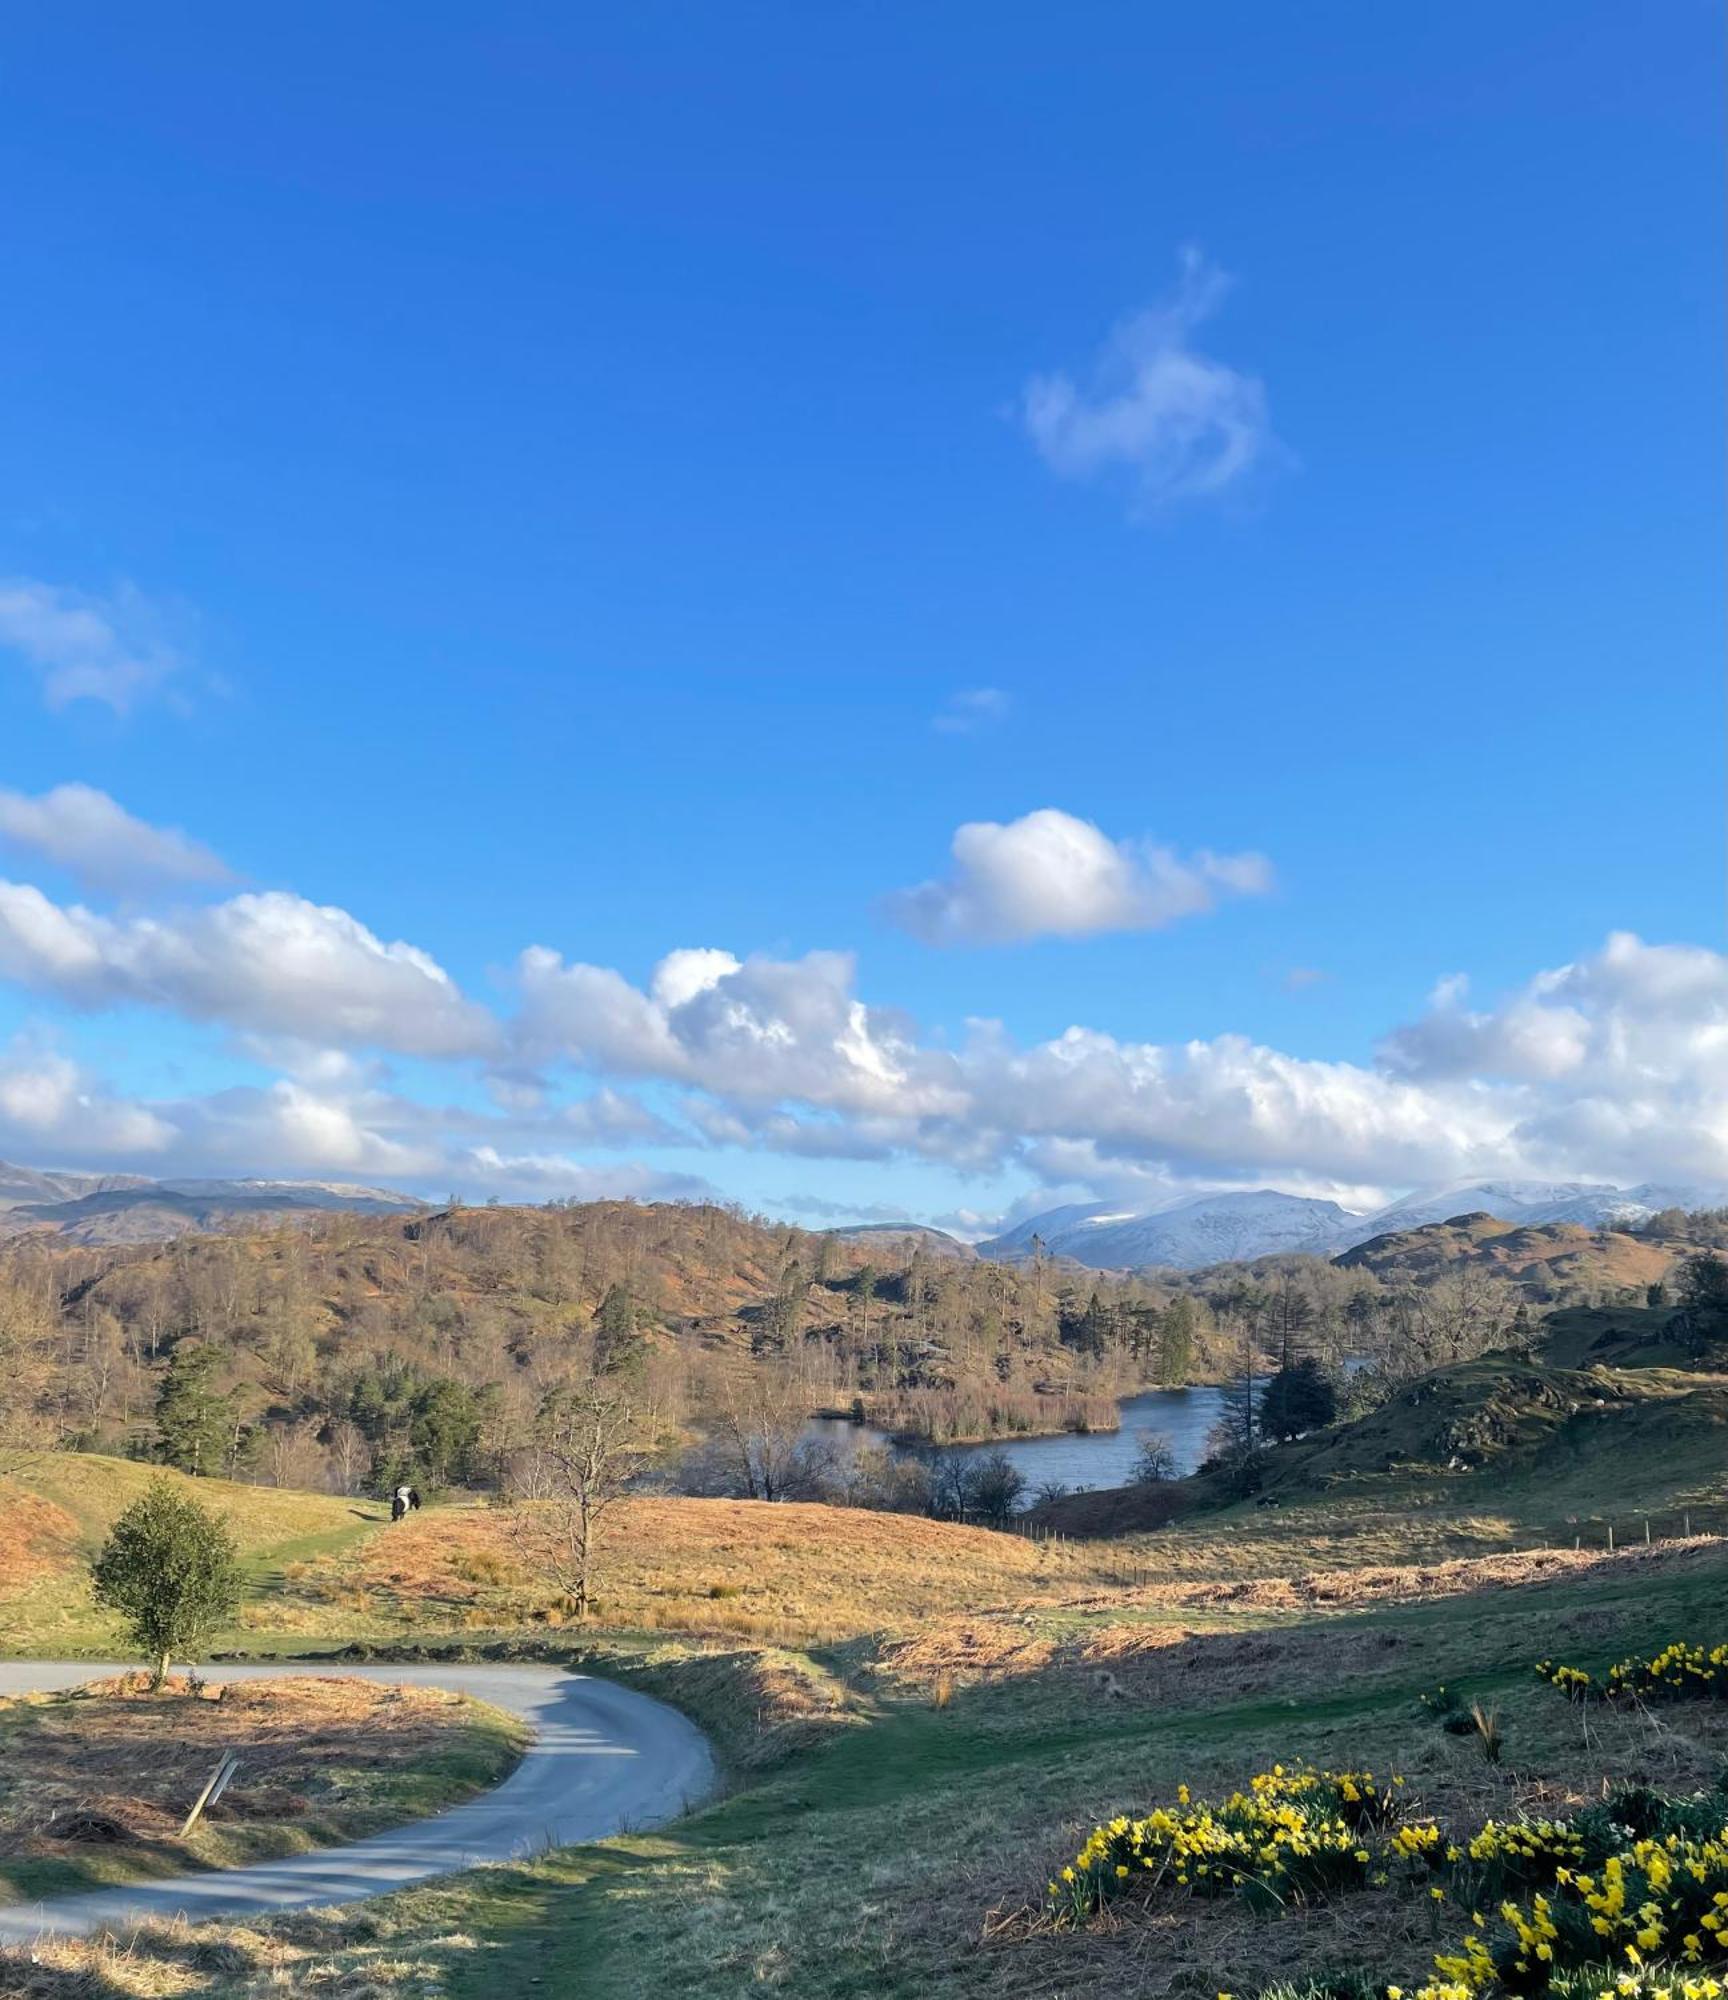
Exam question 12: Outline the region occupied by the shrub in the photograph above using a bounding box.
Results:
[90,1477,243,1687]
[1130,1430,1178,1485]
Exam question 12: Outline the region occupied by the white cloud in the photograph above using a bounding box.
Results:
[1021,250,1277,514]
[0,784,232,891]
[0,1044,174,1157]
[516,944,963,1118]
[0,883,497,1059]
[456,1149,714,1203]
[0,579,187,712]
[1375,932,1728,1186]
[932,688,1011,735]
[559,1087,686,1148]
[508,930,1728,1198]
[884,807,1272,945]
[0,874,1724,1221]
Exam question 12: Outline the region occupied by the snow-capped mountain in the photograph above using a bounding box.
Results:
[981,1178,1728,1273]
[1333,1179,1726,1249]
[978,1190,1360,1271]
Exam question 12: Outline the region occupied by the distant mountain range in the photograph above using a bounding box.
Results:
[2,1153,1723,1267]
[0,1161,423,1245]
[977,1179,1727,1273]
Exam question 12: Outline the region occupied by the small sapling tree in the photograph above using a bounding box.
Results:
[91,1477,243,1688]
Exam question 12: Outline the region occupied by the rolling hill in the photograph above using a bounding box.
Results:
[0,1162,423,1243]
[1335,1210,1680,1296]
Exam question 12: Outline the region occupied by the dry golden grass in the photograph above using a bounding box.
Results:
[0,1905,480,1997]
[876,1539,1722,1713]
[6,1540,1727,2000]
[0,1490,79,1601]
[303,1495,1114,1645]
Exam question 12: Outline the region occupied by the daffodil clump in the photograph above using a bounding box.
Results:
[1048,1765,1423,1923]
[1450,1817,1593,1904]
[1537,1646,1728,1708]
[1259,1974,1728,1999]
[1422,1797,1728,1997]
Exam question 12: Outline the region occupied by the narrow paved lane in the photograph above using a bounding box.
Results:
[0,1661,714,1942]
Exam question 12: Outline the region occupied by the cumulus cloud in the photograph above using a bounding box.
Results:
[0,579,188,712]
[1021,250,1278,513]
[0,784,232,891]
[0,1044,174,1157]
[508,930,1728,1196]
[884,808,1272,945]
[515,944,964,1118]
[0,883,1723,1218]
[559,1087,687,1148]
[0,883,497,1059]
[1375,932,1728,1186]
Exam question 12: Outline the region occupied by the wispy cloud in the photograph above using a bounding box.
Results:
[0,577,188,712]
[932,687,1011,735]
[883,806,1273,946]
[1021,249,1277,515]
[0,784,232,891]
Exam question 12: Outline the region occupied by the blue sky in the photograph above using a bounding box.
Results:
[0,2,1721,1226]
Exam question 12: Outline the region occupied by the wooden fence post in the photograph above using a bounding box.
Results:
[181,1753,241,1837]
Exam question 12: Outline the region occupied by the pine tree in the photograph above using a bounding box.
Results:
[155,1342,238,1477]
[1260,1356,1336,1441]
[594,1283,645,1375]
[1157,1296,1198,1383]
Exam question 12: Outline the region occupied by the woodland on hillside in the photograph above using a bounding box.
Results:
[0,1199,1698,1505]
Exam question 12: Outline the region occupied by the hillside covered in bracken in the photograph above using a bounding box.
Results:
[0,1201,1236,1490]
[2,1196,1706,1508]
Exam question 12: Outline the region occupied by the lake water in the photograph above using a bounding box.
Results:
[804,1384,1231,1499]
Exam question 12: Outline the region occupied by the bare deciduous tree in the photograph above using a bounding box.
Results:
[710,1362,815,1502]
[507,1376,657,1615]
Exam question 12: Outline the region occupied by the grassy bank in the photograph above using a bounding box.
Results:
[8,1532,1725,1998]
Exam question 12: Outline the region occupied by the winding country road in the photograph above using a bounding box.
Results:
[0,1661,715,1943]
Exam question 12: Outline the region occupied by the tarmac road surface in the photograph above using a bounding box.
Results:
[0,1660,714,1942]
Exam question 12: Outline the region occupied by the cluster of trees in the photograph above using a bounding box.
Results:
[4,1196,1706,1511]
[1675,1250,1728,1354]
[0,1203,1236,1496]
[1635,1209,1728,1249]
